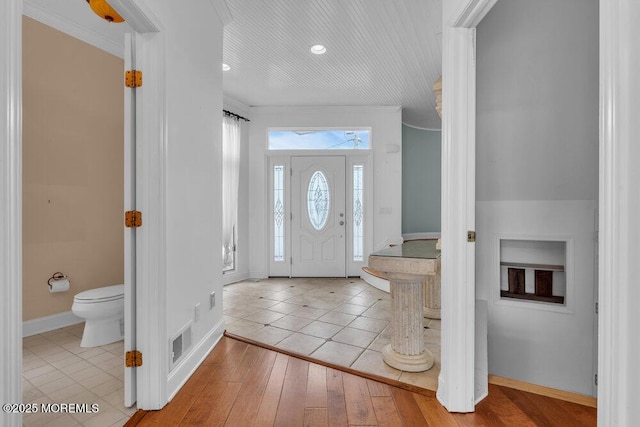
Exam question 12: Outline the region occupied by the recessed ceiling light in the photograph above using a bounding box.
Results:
[310,44,326,55]
[222,63,231,71]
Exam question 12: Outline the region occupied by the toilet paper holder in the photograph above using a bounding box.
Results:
[48,272,68,290]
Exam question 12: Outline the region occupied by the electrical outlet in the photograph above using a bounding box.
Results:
[194,303,200,322]
[210,292,216,309]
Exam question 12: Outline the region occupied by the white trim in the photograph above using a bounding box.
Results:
[253,105,402,116]
[123,31,137,408]
[222,271,250,286]
[22,0,125,58]
[133,31,168,410]
[167,319,224,400]
[107,0,161,33]
[22,311,83,338]
[598,0,640,424]
[438,26,477,413]
[474,299,488,404]
[439,0,496,412]
[250,270,269,280]
[0,0,22,425]
[450,0,498,28]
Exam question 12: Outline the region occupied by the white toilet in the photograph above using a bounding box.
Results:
[71,284,125,348]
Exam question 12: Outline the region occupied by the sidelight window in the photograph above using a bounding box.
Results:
[353,165,364,261]
[273,165,285,261]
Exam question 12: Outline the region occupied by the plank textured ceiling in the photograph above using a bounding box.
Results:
[223,0,443,129]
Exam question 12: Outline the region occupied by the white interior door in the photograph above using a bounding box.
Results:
[291,156,346,277]
[123,32,137,408]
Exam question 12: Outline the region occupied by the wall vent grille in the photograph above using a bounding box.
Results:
[169,323,192,370]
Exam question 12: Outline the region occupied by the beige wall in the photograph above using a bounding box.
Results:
[22,16,124,321]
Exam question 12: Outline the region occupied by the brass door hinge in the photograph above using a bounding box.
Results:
[125,70,142,88]
[125,210,142,228]
[125,350,142,367]
[467,230,476,242]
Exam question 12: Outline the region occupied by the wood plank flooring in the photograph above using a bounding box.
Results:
[125,337,596,426]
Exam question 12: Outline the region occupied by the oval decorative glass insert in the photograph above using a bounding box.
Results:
[307,171,330,230]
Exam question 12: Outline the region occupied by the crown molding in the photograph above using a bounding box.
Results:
[249,105,402,115]
[402,122,442,132]
[450,0,498,28]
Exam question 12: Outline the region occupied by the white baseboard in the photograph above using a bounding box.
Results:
[166,319,224,401]
[23,311,83,337]
[222,270,250,286]
[249,271,268,280]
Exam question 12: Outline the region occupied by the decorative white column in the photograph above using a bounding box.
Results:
[368,241,440,373]
[382,273,433,372]
[423,275,441,319]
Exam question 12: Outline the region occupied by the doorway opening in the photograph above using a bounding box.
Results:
[21,14,133,424]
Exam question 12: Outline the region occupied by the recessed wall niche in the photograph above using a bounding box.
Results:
[499,239,566,305]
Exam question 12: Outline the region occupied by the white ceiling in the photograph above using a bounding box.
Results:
[24,0,443,129]
[223,0,443,129]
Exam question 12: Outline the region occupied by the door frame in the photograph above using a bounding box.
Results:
[1,2,23,425]
[439,0,497,412]
[267,150,373,278]
[109,0,165,410]
[123,31,137,409]
[598,0,640,423]
[0,0,169,418]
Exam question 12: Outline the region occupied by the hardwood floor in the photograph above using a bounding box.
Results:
[125,337,596,426]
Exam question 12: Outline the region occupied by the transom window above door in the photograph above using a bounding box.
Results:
[268,129,371,150]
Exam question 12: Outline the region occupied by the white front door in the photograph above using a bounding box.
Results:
[291,156,346,277]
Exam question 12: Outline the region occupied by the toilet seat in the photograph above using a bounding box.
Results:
[74,284,124,303]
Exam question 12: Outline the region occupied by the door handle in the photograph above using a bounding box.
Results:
[339,221,344,226]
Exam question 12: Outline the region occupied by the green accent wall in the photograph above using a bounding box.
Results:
[402,125,441,233]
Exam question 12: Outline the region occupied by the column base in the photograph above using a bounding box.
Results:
[382,343,434,372]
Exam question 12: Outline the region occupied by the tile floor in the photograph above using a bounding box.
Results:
[22,323,135,426]
[224,277,441,391]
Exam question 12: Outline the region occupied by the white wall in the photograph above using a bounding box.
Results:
[476,1,598,202]
[223,97,250,285]
[476,0,598,395]
[248,106,402,278]
[146,0,226,400]
[476,200,597,394]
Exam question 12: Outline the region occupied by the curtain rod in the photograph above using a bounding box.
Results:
[223,109,250,122]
